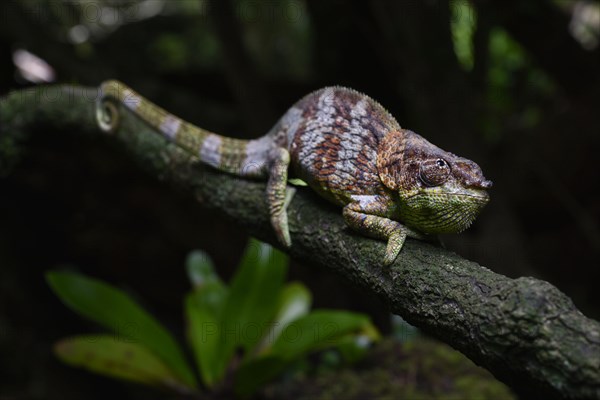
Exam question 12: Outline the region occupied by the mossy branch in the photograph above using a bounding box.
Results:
[1,85,599,399]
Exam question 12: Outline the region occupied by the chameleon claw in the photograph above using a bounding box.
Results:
[271,212,292,248]
[284,186,296,209]
[267,148,293,248]
[271,187,295,248]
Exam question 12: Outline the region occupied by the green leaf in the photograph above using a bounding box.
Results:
[287,178,308,186]
[46,271,197,388]
[220,239,288,361]
[257,282,311,353]
[185,282,228,387]
[185,250,222,290]
[234,355,288,397]
[235,310,379,396]
[54,335,193,394]
[269,310,371,361]
[335,334,374,364]
[450,1,476,71]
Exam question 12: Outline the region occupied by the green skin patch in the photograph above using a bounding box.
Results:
[97,81,491,265]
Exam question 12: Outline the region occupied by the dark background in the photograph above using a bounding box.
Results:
[1,0,599,398]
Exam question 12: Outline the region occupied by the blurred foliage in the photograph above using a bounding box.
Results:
[483,28,556,143]
[47,239,379,397]
[450,1,476,71]
[238,0,313,80]
[263,337,515,400]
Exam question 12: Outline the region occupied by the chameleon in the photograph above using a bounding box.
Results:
[96,81,492,265]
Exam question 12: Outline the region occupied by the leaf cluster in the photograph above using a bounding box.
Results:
[47,239,379,397]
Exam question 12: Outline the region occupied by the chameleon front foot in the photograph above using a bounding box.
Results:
[383,231,407,266]
[343,199,424,266]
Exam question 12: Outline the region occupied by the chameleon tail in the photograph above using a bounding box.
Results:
[96,80,272,178]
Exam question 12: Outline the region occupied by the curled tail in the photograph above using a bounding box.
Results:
[96,80,273,178]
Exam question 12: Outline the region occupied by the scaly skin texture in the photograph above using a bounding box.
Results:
[96,81,492,265]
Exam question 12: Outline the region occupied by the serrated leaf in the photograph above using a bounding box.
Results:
[46,271,196,388]
[54,335,193,393]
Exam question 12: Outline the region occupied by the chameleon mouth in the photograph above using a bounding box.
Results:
[404,187,490,202]
[452,190,490,203]
[401,189,490,234]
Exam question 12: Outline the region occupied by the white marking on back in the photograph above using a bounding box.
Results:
[350,98,368,119]
[336,129,367,177]
[315,88,336,123]
[334,96,377,182]
[292,88,336,180]
[297,88,335,163]
[200,134,222,167]
[160,115,181,140]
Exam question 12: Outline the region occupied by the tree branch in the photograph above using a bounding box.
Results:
[1,85,599,399]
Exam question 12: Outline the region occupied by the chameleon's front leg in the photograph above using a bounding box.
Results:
[267,147,295,247]
[343,196,425,265]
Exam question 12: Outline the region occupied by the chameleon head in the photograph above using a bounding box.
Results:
[377,129,492,234]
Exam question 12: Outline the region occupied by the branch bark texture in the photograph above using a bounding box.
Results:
[1,85,599,399]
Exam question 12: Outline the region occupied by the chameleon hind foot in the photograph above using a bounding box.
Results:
[267,147,294,247]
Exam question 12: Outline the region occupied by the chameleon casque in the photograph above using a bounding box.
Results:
[96,81,492,265]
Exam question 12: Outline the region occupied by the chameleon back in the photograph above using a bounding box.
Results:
[280,87,401,205]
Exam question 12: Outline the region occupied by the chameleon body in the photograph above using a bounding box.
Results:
[97,81,492,265]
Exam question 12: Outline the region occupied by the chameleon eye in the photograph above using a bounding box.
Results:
[419,158,450,187]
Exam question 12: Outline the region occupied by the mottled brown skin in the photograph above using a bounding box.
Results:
[97,82,491,265]
[285,88,392,204]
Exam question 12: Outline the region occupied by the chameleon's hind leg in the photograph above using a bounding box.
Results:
[267,147,294,247]
[343,197,425,265]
